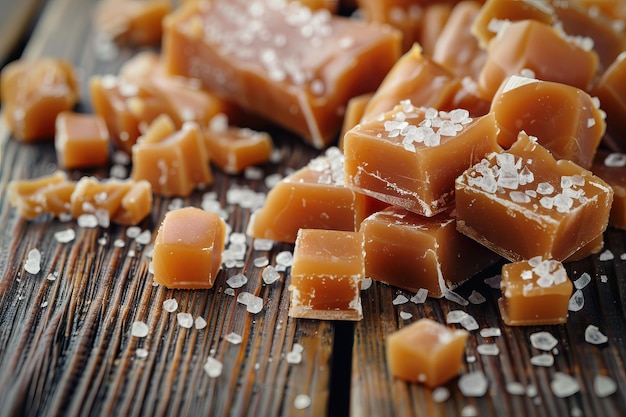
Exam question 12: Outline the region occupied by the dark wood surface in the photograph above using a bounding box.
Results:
[0,1,625,416]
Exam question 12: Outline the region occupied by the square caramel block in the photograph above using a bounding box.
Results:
[593,52,626,138]
[360,206,501,298]
[95,0,171,46]
[491,75,605,170]
[55,112,110,169]
[1,58,79,141]
[455,132,614,262]
[344,100,501,217]
[386,319,468,387]
[7,171,76,219]
[247,147,387,243]
[163,0,401,148]
[153,207,227,289]
[592,151,626,230]
[288,229,365,321]
[498,257,573,326]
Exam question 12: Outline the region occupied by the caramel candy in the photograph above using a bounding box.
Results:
[498,257,573,326]
[344,101,501,217]
[152,207,227,289]
[592,52,626,139]
[360,206,501,297]
[419,3,453,56]
[478,19,599,100]
[340,93,373,143]
[203,115,273,175]
[163,0,401,148]
[564,233,604,262]
[386,319,468,387]
[94,0,171,46]
[131,115,213,197]
[455,132,614,262]
[8,171,76,219]
[55,112,110,169]
[490,75,605,169]
[288,229,364,321]
[247,148,384,243]
[592,151,626,230]
[1,58,79,141]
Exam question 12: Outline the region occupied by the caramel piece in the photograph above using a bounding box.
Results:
[478,19,599,100]
[362,45,460,122]
[344,101,501,217]
[455,132,614,262]
[247,148,384,243]
[592,52,626,139]
[491,75,605,169]
[386,319,468,387]
[498,257,573,326]
[152,207,227,289]
[7,171,75,219]
[112,180,153,226]
[360,206,501,297]
[94,0,171,46]
[55,112,110,169]
[288,229,364,321]
[163,0,401,148]
[419,3,453,56]
[565,233,604,262]
[1,58,79,141]
[131,115,213,197]
[203,115,273,174]
[591,151,626,230]
[340,93,373,143]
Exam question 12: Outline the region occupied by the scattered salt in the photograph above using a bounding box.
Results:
[40,301,48,308]
[432,387,450,403]
[275,251,293,267]
[293,394,311,410]
[361,277,372,291]
[224,288,235,296]
[530,331,558,351]
[204,357,223,378]
[262,265,281,285]
[399,311,413,320]
[162,298,178,312]
[177,313,194,329]
[135,230,152,245]
[46,272,58,281]
[574,272,591,289]
[54,228,76,243]
[568,289,584,312]
[506,382,526,395]
[126,226,141,238]
[593,375,617,398]
[584,324,608,345]
[77,214,98,228]
[131,321,149,337]
[253,238,274,251]
[604,152,626,167]
[227,273,248,288]
[460,315,479,331]
[24,248,42,274]
[460,405,478,417]
[444,290,469,306]
[246,295,264,314]
[599,249,614,261]
[286,351,302,364]
[114,239,125,248]
[530,353,554,367]
[392,294,409,305]
[480,328,501,338]
[458,371,488,397]
[195,317,207,330]
[446,310,468,324]
[600,274,608,283]
[484,275,501,289]
[253,256,269,268]
[410,288,428,304]
[136,348,149,359]
[550,372,579,398]
[477,344,500,356]
[468,290,486,304]
[224,332,243,344]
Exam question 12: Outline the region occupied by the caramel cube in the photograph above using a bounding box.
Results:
[8,171,75,219]
[152,207,227,289]
[131,115,213,197]
[419,4,453,57]
[592,151,626,230]
[360,206,501,298]
[1,58,79,141]
[498,257,573,326]
[163,0,401,148]
[55,112,110,169]
[491,75,605,169]
[386,319,468,387]
[344,101,501,217]
[95,0,172,46]
[455,132,614,262]
[592,52,626,139]
[288,229,364,321]
[339,92,373,144]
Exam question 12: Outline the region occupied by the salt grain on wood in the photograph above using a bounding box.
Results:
[131,321,149,337]
[224,332,243,344]
[593,375,617,398]
[54,228,76,243]
[410,288,428,304]
[392,294,409,305]
[24,248,42,274]
[530,353,554,367]
[293,394,311,410]
[584,324,608,345]
[550,372,580,398]
[432,387,450,403]
[227,273,248,288]
[177,312,194,328]
[458,371,488,397]
[477,344,500,356]
[204,357,223,378]
[195,317,207,330]
[361,277,372,290]
[530,331,558,351]
[162,298,178,312]
[568,289,584,312]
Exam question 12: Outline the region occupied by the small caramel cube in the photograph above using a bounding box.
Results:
[1,58,79,141]
[131,115,213,197]
[386,319,468,387]
[95,0,172,46]
[344,101,501,217]
[55,112,110,169]
[455,132,614,262]
[112,180,153,226]
[592,52,626,139]
[8,171,75,219]
[491,75,605,169]
[152,207,227,289]
[498,257,573,326]
[592,151,626,230]
[288,229,364,321]
[360,206,501,297]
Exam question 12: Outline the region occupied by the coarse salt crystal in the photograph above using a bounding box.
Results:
[126,226,141,238]
[361,277,373,291]
[54,228,76,243]
[204,357,223,378]
[604,153,626,167]
[530,353,554,367]
[593,375,617,398]
[131,321,149,337]
[458,371,488,397]
[135,230,152,245]
[584,324,608,345]
[484,275,501,289]
[293,394,311,410]
[599,249,614,261]
[574,272,591,289]
[24,248,42,274]
[530,331,558,351]
[246,295,264,314]
[195,317,207,330]
[551,372,579,398]
[162,298,178,312]
[506,382,526,395]
[410,288,428,304]
[480,328,501,338]
[177,313,194,328]
[286,351,302,364]
[136,348,149,359]
[254,256,269,268]
[262,265,281,285]
[253,238,274,251]
[224,332,243,344]
[444,290,468,306]
[227,273,248,288]
[77,214,98,228]
[275,250,293,267]
[468,290,486,304]
[392,294,409,305]
[432,387,450,403]
[460,405,478,417]
[477,344,500,356]
[399,311,413,320]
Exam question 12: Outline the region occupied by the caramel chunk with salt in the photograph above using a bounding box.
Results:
[592,151,626,230]
[344,101,501,217]
[498,257,573,326]
[592,52,626,139]
[491,75,605,169]
[1,58,79,141]
[360,206,501,297]
[455,132,614,262]
[131,115,213,197]
[55,112,110,169]
[152,207,227,289]
[95,0,171,46]
[8,171,75,219]
[386,319,468,387]
[163,0,401,148]
[478,19,599,100]
[288,229,364,321]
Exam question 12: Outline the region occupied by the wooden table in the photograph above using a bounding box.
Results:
[0,1,625,416]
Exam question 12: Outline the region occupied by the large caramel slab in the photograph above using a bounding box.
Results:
[593,52,626,141]
[163,0,401,148]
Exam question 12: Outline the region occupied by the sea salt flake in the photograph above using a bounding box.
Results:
[446,310,468,324]
[477,344,500,356]
[574,272,591,289]
[444,290,468,306]
[24,248,42,274]
[46,272,58,281]
[262,265,281,284]
[460,315,479,331]
[568,289,584,312]
[136,348,149,359]
[458,371,488,397]
[600,274,608,283]
[530,353,554,367]
[410,288,428,304]
[584,324,608,345]
[224,332,243,344]
[286,351,302,364]
[594,375,617,398]
[530,331,558,351]
[432,387,450,403]
[460,405,478,417]
[484,274,501,289]
[399,311,413,320]
[392,294,409,305]
[136,230,152,245]
[254,256,269,268]
[468,290,486,304]
[506,382,526,395]
[604,153,626,167]
[177,312,194,328]
[551,372,579,398]
[162,298,178,312]
[294,394,311,410]
[247,295,264,314]
[131,321,149,337]
[224,288,235,296]
[361,277,373,291]
[275,250,293,267]
[599,249,614,261]
[227,273,248,288]
[195,317,207,330]
[54,228,76,243]
[253,238,275,251]
[204,357,223,378]
[480,327,501,337]
[77,214,98,228]
[126,226,141,238]
[114,239,125,248]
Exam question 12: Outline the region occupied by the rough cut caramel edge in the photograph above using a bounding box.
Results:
[497,298,568,326]
[55,112,111,169]
[94,0,172,46]
[7,171,75,219]
[287,304,363,321]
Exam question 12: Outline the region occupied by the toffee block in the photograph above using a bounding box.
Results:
[55,112,110,169]
[591,151,626,230]
[593,52,626,141]
[94,0,171,46]
[8,172,76,219]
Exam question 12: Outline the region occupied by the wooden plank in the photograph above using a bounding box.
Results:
[0,0,42,68]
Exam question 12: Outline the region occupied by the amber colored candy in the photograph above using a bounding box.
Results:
[360,206,501,297]
[163,0,401,148]
[455,132,614,262]
[591,151,626,230]
[152,207,227,289]
[288,229,364,321]
[131,115,213,197]
[564,233,604,262]
[490,75,605,169]
[419,3,453,56]
[592,52,626,140]
[247,148,385,243]
[55,112,110,169]
[498,257,573,326]
[478,19,599,100]
[7,171,76,219]
[340,93,373,143]
[386,319,468,387]
[94,0,171,46]
[344,101,501,217]
[1,58,79,141]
